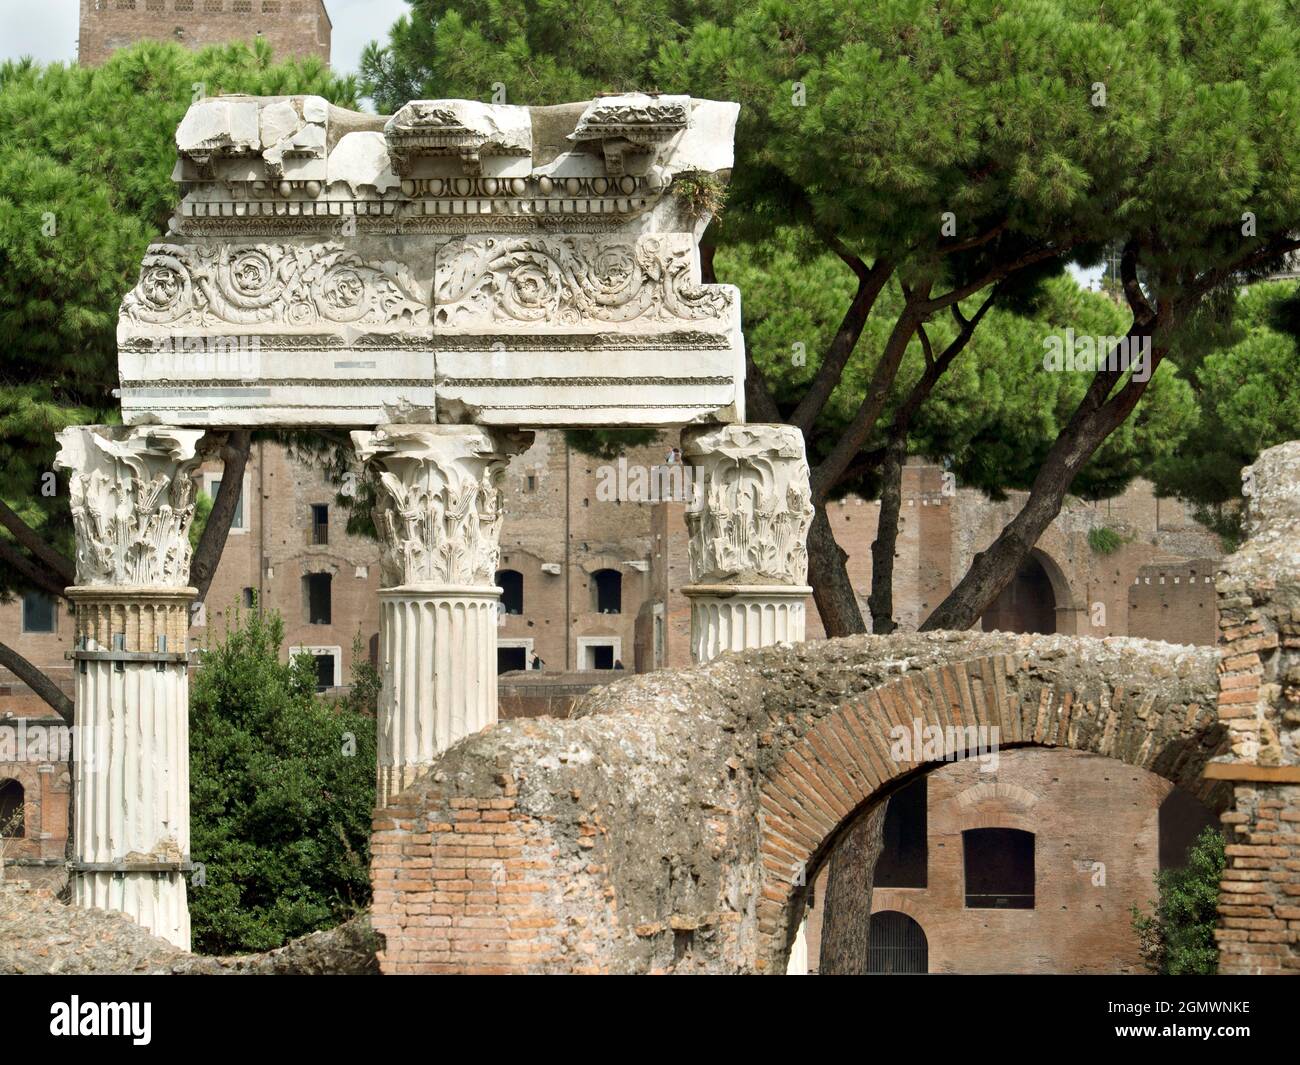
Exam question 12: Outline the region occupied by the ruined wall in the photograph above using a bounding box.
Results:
[803,748,1183,974]
[1211,442,1300,974]
[369,631,1220,973]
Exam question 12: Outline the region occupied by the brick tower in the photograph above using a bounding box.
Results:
[78,0,331,67]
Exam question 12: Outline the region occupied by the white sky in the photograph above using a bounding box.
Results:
[0,0,411,76]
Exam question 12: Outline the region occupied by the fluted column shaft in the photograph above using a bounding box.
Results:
[353,425,532,806]
[682,423,815,973]
[55,425,204,949]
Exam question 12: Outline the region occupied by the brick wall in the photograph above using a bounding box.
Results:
[78,0,331,66]
[1208,442,1300,974]
[1129,559,1220,647]
[369,632,1220,973]
[801,748,1204,974]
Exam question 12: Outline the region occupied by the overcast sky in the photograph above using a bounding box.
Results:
[0,0,411,76]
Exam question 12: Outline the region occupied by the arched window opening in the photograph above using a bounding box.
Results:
[0,779,25,839]
[980,554,1057,634]
[1158,786,1221,871]
[592,569,622,614]
[963,827,1035,908]
[866,911,928,974]
[497,569,524,615]
[873,776,928,889]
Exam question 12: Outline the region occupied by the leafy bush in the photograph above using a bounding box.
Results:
[189,607,376,954]
[1131,825,1225,975]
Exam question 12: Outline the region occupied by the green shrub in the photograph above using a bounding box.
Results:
[188,607,376,954]
[1131,825,1225,974]
[1087,525,1126,555]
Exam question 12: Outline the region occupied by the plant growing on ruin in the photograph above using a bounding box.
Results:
[671,172,726,221]
[1087,526,1126,556]
[1131,825,1225,975]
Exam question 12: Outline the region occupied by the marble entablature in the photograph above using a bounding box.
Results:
[117,93,743,428]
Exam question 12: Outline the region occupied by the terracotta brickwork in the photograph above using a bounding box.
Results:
[368,632,1221,973]
[801,748,1198,974]
[371,770,601,973]
[0,713,72,890]
[1211,441,1300,974]
[78,0,331,67]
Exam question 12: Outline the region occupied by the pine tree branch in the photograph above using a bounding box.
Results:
[0,642,72,724]
[0,500,74,587]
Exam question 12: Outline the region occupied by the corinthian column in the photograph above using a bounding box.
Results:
[353,425,532,805]
[682,423,815,974]
[682,424,815,664]
[55,425,204,949]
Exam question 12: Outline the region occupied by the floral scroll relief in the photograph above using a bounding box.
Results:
[433,235,732,328]
[683,425,815,586]
[55,426,205,587]
[120,243,429,329]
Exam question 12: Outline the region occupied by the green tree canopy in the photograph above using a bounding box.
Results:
[721,231,1197,502]
[189,607,376,955]
[362,0,1300,639]
[1154,281,1300,534]
[0,40,357,598]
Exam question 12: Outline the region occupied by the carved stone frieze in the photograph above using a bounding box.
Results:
[682,424,815,586]
[434,235,731,328]
[352,425,533,588]
[385,100,531,176]
[54,426,205,588]
[120,243,429,329]
[569,93,690,175]
[121,92,745,427]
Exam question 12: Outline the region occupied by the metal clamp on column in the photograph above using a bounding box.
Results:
[67,634,192,673]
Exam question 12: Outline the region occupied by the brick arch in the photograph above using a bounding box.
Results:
[952,781,1041,811]
[370,632,1224,974]
[869,893,928,924]
[755,650,1225,972]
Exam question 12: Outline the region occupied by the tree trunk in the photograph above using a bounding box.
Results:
[0,499,74,587]
[808,505,867,636]
[189,429,252,605]
[922,333,1160,632]
[818,801,889,975]
[867,437,905,634]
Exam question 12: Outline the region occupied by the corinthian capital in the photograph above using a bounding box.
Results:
[55,426,205,588]
[352,425,532,588]
[682,423,814,586]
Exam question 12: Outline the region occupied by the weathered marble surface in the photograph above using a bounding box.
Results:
[119,93,743,428]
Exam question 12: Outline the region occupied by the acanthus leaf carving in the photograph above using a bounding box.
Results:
[352,426,532,588]
[683,424,814,586]
[55,426,205,588]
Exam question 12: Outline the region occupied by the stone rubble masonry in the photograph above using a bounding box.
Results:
[369,631,1220,974]
[77,0,331,67]
[0,881,380,975]
[1211,441,1300,974]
